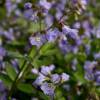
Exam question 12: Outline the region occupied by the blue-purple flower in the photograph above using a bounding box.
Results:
[0,47,6,61]
[33,73,46,86]
[94,71,100,85]
[41,65,55,75]
[62,25,79,40]
[51,74,60,84]
[84,61,97,81]
[39,0,52,10]
[40,82,55,96]
[46,28,60,42]
[84,61,97,73]
[61,73,70,83]
[29,33,46,48]
[94,52,100,60]
[24,2,32,9]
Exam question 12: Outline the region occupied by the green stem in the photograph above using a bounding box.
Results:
[7,45,42,99]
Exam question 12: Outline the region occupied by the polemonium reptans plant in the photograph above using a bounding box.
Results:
[0,0,100,100]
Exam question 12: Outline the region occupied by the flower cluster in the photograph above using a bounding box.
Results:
[32,65,69,97]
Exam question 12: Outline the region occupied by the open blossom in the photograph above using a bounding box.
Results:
[84,61,97,73]
[40,82,55,96]
[41,65,55,75]
[24,9,34,19]
[84,72,94,81]
[33,73,46,86]
[46,28,60,42]
[41,66,52,75]
[84,61,98,81]
[51,74,61,84]
[61,73,70,82]
[29,34,46,48]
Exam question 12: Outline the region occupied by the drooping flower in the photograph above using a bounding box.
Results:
[94,52,100,60]
[94,71,100,85]
[44,14,54,28]
[62,25,79,40]
[0,47,6,61]
[4,28,15,40]
[24,2,32,9]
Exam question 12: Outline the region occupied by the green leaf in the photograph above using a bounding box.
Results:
[0,7,6,20]
[76,52,87,63]
[33,55,53,68]
[0,73,12,88]
[7,40,25,46]
[5,62,17,81]
[29,46,37,58]
[17,83,34,94]
[7,51,23,59]
[96,87,100,95]
[73,72,87,84]
[27,21,45,33]
[39,42,55,55]
[41,49,58,56]
[64,53,74,63]
[16,18,27,27]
